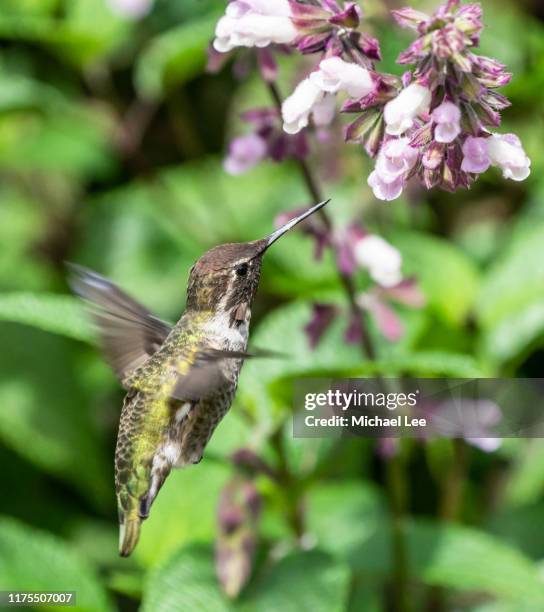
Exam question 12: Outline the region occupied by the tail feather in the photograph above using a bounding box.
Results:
[119,517,142,557]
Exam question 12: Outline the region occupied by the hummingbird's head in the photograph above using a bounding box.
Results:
[186,200,329,321]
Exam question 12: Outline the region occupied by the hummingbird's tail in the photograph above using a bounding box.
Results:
[119,515,142,557]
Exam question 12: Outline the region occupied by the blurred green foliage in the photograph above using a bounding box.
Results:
[0,0,543,610]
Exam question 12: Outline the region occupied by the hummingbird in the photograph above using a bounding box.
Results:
[69,200,329,557]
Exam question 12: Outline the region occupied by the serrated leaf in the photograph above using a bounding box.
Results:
[143,545,350,612]
[143,545,232,612]
[0,293,94,342]
[246,549,350,612]
[0,517,114,612]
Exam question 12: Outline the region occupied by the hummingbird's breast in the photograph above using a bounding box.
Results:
[167,307,251,466]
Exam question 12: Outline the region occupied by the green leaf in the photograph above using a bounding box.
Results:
[143,544,350,612]
[391,230,480,326]
[134,462,230,567]
[0,517,114,612]
[490,501,544,560]
[0,293,94,342]
[477,225,544,363]
[135,12,221,100]
[351,519,544,605]
[0,73,68,113]
[306,481,386,560]
[143,545,232,612]
[500,440,544,508]
[0,109,115,179]
[246,550,350,612]
[0,0,130,66]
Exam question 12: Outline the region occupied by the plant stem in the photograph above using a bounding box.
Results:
[266,81,377,361]
[386,453,410,612]
[439,438,467,521]
[270,428,305,539]
[266,79,408,609]
[426,439,468,612]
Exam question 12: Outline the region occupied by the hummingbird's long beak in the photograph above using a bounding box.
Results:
[263,199,330,251]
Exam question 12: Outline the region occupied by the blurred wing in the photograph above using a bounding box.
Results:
[68,263,173,381]
[171,348,283,402]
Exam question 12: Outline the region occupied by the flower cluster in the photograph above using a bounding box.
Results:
[346,0,531,200]
[210,0,528,348]
[214,0,530,198]
[213,0,383,174]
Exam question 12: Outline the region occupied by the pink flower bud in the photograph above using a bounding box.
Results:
[329,3,361,28]
[461,136,491,174]
[304,304,337,349]
[368,138,418,201]
[224,134,267,175]
[344,313,363,345]
[391,7,430,30]
[368,171,405,201]
[432,101,461,143]
[375,138,419,183]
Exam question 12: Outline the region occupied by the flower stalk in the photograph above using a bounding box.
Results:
[267,80,378,360]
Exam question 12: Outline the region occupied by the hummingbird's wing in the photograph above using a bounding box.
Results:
[67,264,173,380]
[170,347,282,402]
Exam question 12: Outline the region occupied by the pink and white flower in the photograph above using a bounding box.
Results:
[282,57,375,135]
[383,83,431,136]
[310,56,374,100]
[432,101,461,143]
[224,134,267,175]
[368,138,418,201]
[461,136,491,174]
[282,78,334,134]
[354,235,403,287]
[461,134,531,181]
[487,133,531,181]
[213,0,297,53]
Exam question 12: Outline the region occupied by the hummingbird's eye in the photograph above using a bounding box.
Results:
[235,263,248,277]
